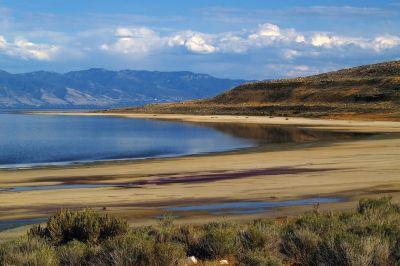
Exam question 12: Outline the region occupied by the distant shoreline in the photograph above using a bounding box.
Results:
[29,111,400,133]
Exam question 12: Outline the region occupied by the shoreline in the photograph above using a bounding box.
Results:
[2,112,400,239]
[4,111,393,172]
[0,145,256,171]
[29,111,400,133]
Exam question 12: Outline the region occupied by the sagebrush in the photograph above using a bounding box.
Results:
[2,197,400,265]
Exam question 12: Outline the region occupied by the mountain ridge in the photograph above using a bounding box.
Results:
[0,69,246,109]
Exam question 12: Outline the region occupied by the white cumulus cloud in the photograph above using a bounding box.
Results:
[310,33,367,48]
[0,35,59,60]
[372,35,400,51]
[168,31,217,54]
[99,22,400,65]
[310,32,400,52]
[249,23,306,46]
[101,27,165,55]
[256,23,281,37]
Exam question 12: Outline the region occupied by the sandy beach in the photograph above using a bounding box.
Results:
[31,111,400,133]
[1,113,400,239]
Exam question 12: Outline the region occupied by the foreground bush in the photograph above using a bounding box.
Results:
[0,236,58,265]
[98,232,154,265]
[237,249,283,266]
[2,197,400,265]
[56,240,97,265]
[29,209,128,245]
[193,222,240,260]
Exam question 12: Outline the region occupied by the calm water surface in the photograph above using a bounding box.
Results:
[0,113,374,169]
[0,113,254,169]
[165,197,344,215]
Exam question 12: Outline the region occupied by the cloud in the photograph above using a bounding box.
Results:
[168,31,217,54]
[0,35,59,60]
[0,36,6,47]
[98,23,400,68]
[372,35,400,51]
[310,33,365,48]
[310,32,400,52]
[263,63,325,78]
[1,18,398,81]
[283,49,301,60]
[102,27,219,55]
[100,27,164,55]
[0,6,399,80]
[255,23,280,38]
[248,23,305,46]
[216,32,248,53]
[286,65,311,77]
[100,23,309,56]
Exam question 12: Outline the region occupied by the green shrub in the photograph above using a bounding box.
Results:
[317,234,390,265]
[98,231,185,266]
[98,231,154,266]
[0,236,58,266]
[239,220,280,251]
[347,215,400,240]
[237,249,283,266]
[2,197,400,265]
[57,240,98,266]
[280,226,320,265]
[157,214,175,228]
[194,222,240,260]
[357,197,400,217]
[389,236,400,263]
[148,214,179,243]
[174,224,203,255]
[351,198,400,243]
[153,241,186,266]
[30,209,128,245]
[294,212,344,237]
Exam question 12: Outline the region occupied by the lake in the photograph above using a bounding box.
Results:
[0,113,373,169]
[0,113,256,169]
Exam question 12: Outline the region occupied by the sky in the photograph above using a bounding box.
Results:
[0,0,399,79]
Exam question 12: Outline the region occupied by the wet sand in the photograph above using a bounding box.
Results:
[1,113,400,239]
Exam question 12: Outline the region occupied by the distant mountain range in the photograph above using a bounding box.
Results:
[0,69,246,109]
[125,60,400,121]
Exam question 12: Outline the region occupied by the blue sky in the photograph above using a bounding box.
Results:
[0,0,399,79]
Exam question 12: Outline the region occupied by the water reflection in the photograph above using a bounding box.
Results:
[201,122,373,145]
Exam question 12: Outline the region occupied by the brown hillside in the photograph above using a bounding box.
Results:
[107,61,400,120]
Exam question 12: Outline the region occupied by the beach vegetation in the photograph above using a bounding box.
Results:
[2,197,400,265]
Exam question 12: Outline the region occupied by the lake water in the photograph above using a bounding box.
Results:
[0,113,256,169]
[165,197,344,215]
[0,113,374,169]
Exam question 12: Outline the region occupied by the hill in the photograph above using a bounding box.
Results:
[0,69,246,109]
[120,61,400,120]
